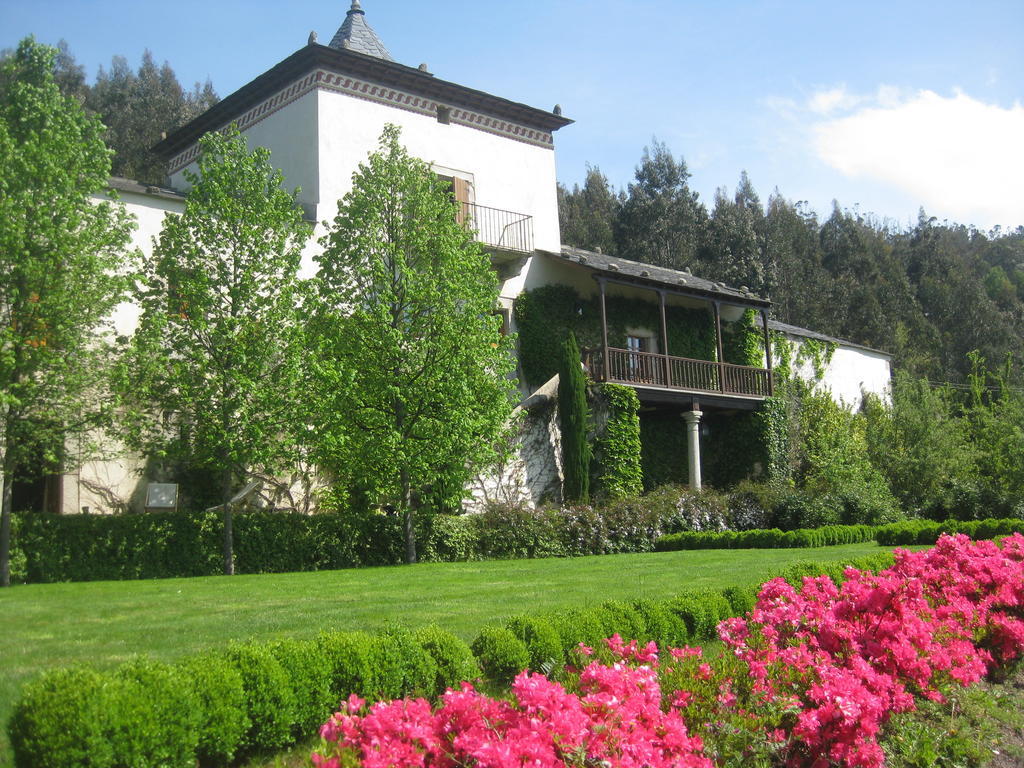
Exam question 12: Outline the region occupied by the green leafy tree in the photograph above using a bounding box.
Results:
[120,125,309,575]
[862,372,978,518]
[965,353,1024,512]
[0,38,134,587]
[794,388,900,525]
[0,39,86,103]
[312,125,517,564]
[762,195,826,323]
[558,332,591,503]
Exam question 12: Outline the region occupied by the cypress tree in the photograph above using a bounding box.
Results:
[558,332,592,503]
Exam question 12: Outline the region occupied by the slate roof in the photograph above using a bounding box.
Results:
[329,1,393,60]
[107,176,185,201]
[768,319,891,357]
[153,45,572,160]
[547,246,772,308]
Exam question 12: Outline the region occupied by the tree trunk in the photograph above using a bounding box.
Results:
[1,458,12,588]
[401,467,416,564]
[221,467,234,576]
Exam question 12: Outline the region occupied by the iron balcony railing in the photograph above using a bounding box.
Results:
[460,202,533,254]
[582,347,771,399]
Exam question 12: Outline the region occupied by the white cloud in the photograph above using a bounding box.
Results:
[810,88,1024,229]
[806,85,861,115]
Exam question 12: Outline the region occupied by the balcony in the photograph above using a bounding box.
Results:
[461,202,533,254]
[583,347,771,400]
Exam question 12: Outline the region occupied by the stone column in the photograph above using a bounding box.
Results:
[682,410,703,490]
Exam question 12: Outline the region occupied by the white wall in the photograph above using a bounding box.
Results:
[316,89,561,252]
[109,192,184,336]
[170,91,319,210]
[781,334,892,410]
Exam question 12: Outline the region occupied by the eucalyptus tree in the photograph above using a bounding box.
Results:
[122,125,309,575]
[614,140,709,270]
[89,50,218,185]
[0,38,135,587]
[558,165,621,255]
[312,125,517,564]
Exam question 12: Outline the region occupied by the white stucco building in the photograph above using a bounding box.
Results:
[29,1,891,515]
[768,320,893,411]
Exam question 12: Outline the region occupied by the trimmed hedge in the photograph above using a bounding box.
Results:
[10,625,448,768]
[471,626,530,686]
[655,523,878,551]
[14,508,404,583]
[9,551,900,768]
[470,551,897,676]
[413,625,480,693]
[655,517,1024,551]
[11,486,743,584]
[24,487,1002,585]
[875,517,1024,545]
[177,652,248,765]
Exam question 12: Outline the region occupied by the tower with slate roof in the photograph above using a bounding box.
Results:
[329,0,393,59]
[154,0,573,279]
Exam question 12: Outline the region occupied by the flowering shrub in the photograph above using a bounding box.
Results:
[696,532,1024,767]
[312,534,1024,768]
[314,639,712,768]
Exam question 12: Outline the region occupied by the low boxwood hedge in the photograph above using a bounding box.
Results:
[655,517,1024,551]
[655,523,879,551]
[875,517,1024,545]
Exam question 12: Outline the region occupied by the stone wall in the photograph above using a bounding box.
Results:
[466,375,564,512]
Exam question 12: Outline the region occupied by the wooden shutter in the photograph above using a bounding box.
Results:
[453,177,471,225]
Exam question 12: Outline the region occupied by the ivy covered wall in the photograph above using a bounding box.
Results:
[639,396,788,492]
[721,309,765,369]
[514,284,777,493]
[514,284,719,387]
[639,410,688,490]
[591,383,644,500]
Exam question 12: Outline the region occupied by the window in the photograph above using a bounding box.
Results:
[491,307,511,335]
[626,335,649,354]
[626,334,658,382]
[436,172,473,226]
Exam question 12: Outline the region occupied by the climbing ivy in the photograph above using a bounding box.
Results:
[766,331,836,385]
[721,309,764,367]
[798,338,836,380]
[755,396,790,486]
[559,332,591,503]
[514,284,717,386]
[592,384,643,500]
[514,285,586,388]
[639,410,688,490]
[703,411,763,488]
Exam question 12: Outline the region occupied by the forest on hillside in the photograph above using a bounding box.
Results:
[559,143,1024,386]
[0,39,219,185]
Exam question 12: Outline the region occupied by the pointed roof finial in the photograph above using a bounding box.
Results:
[329,0,393,60]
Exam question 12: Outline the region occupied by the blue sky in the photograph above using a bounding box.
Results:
[3,0,1022,231]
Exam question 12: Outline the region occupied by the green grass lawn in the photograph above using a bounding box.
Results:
[0,543,892,765]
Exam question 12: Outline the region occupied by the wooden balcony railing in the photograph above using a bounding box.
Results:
[460,202,533,254]
[582,347,771,398]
